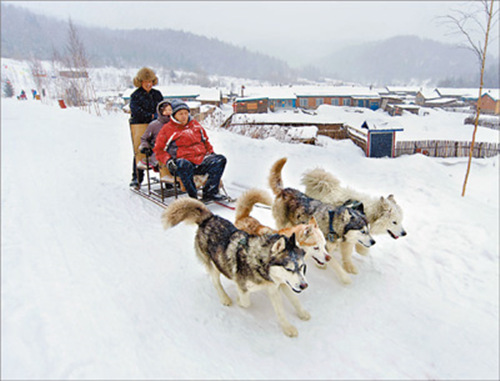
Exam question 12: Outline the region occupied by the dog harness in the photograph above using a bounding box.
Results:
[327,210,340,242]
[328,200,365,242]
[343,199,364,214]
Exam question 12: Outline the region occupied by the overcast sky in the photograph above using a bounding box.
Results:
[10,1,500,66]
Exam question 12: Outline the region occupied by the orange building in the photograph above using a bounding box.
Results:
[480,92,500,115]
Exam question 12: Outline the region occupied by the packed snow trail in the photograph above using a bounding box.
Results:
[1,98,498,379]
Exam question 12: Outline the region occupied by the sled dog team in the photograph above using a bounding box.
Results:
[162,157,407,337]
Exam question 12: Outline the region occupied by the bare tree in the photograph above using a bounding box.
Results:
[29,55,47,103]
[442,0,498,197]
[62,18,100,115]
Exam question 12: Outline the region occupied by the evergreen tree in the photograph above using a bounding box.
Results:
[3,78,14,98]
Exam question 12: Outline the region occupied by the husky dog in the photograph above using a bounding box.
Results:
[235,188,331,266]
[301,167,406,267]
[269,158,376,283]
[162,197,310,337]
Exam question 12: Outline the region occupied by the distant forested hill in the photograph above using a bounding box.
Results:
[1,4,295,82]
[2,4,498,87]
[316,35,499,87]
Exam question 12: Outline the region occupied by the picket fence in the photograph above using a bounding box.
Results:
[394,140,500,158]
[337,125,499,158]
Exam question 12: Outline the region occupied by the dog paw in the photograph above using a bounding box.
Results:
[298,310,311,321]
[282,324,298,337]
[340,274,352,284]
[237,298,251,308]
[343,261,358,274]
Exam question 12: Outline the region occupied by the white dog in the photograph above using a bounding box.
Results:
[301,167,407,274]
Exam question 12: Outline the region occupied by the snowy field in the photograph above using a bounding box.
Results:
[1,98,499,380]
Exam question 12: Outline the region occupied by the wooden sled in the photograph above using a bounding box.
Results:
[129,123,229,206]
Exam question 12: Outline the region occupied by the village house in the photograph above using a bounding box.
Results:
[480,91,500,115]
[385,103,420,116]
[267,88,297,111]
[415,89,440,105]
[295,86,381,110]
[385,86,420,103]
[233,96,269,113]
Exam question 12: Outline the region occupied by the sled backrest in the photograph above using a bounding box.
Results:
[129,123,149,166]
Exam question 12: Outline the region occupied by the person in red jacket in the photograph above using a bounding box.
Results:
[154,100,227,201]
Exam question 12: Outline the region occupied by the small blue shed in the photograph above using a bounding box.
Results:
[361,121,403,158]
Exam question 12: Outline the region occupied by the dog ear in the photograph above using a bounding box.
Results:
[288,233,297,247]
[309,216,319,228]
[354,201,365,215]
[387,194,396,203]
[272,236,287,253]
[380,196,390,210]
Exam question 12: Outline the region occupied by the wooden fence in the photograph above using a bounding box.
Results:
[316,124,347,140]
[334,125,499,158]
[222,117,499,158]
[394,140,500,158]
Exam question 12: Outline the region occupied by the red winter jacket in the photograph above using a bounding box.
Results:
[154,117,214,166]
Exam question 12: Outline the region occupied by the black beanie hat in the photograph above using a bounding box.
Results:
[170,99,190,117]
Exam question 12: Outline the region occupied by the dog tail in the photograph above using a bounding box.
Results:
[269,157,287,195]
[301,168,341,199]
[235,188,273,222]
[162,198,213,229]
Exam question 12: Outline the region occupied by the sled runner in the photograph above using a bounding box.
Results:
[129,123,235,209]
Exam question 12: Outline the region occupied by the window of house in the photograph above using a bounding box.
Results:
[344,98,351,106]
[332,98,339,106]
[299,98,308,108]
[316,98,324,106]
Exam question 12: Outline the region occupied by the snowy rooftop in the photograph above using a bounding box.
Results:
[418,89,440,100]
[236,85,381,100]
[437,87,499,99]
[385,86,421,93]
[122,85,221,101]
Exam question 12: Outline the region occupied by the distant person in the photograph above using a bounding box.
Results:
[154,100,227,201]
[138,100,172,169]
[19,90,27,100]
[129,67,164,188]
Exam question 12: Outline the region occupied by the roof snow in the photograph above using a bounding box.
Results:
[122,85,221,101]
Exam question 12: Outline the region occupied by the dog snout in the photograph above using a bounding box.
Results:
[300,282,308,290]
[401,230,407,237]
[325,254,332,262]
[370,238,376,246]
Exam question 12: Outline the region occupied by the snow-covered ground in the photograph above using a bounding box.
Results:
[1,97,499,380]
[232,105,500,143]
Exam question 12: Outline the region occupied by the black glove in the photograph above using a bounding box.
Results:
[167,159,178,174]
[140,146,153,156]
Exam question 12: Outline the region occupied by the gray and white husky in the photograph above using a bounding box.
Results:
[162,197,310,337]
[269,157,375,284]
[301,167,407,274]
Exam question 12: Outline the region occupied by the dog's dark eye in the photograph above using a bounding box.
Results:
[393,221,397,225]
[313,246,319,251]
